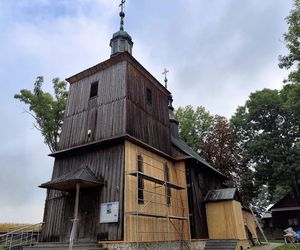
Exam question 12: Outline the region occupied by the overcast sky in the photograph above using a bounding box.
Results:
[0,0,293,223]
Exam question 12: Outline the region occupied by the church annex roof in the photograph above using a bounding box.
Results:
[171,136,225,178]
[204,188,239,202]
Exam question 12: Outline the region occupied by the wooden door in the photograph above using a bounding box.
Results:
[77,187,100,241]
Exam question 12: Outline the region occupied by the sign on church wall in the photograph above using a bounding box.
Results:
[100,202,119,223]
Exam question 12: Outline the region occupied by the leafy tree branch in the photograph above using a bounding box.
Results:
[14,76,68,152]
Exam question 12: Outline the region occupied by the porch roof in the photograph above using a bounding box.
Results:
[39,166,103,191]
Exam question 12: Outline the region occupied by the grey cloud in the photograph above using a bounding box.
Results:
[0,0,294,222]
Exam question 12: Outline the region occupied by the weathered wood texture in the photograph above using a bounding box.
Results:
[186,160,223,239]
[270,193,300,228]
[272,192,299,209]
[242,210,258,239]
[40,143,125,242]
[205,200,247,240]
[171,145,189,159]
[60,57,170,155]
[58,61,127,150]
[124,141,190,242]
[126,62,171,155]
[272,210,300,228]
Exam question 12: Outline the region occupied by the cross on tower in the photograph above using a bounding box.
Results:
[162,68,169,89]
[119,0,126,31]
[119,0,126,13]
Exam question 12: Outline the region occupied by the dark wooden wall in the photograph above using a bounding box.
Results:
[272,210,300,229]
[126,62,171,154]
[272,193,299,209]
[270,193,300,229]
[58,61,127,150]
[186,159,224,239]
[41,143,125,242]
[59,58,170,155]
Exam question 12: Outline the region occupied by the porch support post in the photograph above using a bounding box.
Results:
[69,183,80,250]
[74,182,80,222]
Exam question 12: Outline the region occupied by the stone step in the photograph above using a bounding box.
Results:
[204,240,237,250]
[23,242,107,250]
[3,247,23,250]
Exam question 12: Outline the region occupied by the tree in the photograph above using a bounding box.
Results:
[202,115,243,187]
[14,76,68,152]
[175,106,243,188]
[231,86,300,205]
[174,105,213,153]
[279,0,300,84]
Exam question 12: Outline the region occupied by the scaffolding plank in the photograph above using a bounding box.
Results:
[128,171,185,190]
[127,211,188,220]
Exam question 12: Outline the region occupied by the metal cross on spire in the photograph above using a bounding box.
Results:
[119,0,126,31]
[119,0,126,12]
[162,68,169,89]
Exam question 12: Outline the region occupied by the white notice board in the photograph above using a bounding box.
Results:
[100,202,119,223]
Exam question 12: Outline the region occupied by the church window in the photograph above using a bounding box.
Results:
[137,154,144,204]
[90,81,98,98]
[119,39,125,51]
[288,218,298,226]
[293,218,298,225]
[113,40,118,52]
[164,163,171,206]
[146,87,152,105]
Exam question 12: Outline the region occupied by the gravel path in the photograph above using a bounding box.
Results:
[252,243,283,250]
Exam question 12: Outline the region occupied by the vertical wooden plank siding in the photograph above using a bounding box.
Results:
[205,201,247,240]
[124,141,190,242]
[186,163,223,239]
[242,211,258,239]
[126,63,171,155]
[58,61,127,150]
[233,201,247,240]
[41,143,125,242]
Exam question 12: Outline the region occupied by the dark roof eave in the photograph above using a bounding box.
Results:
[65,52,170,96]
[50,134,175,161]
[39,179,102,189]
[171,136,226,178]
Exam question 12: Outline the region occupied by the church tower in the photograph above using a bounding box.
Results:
[37,2,259,248]
[39,1,189,245]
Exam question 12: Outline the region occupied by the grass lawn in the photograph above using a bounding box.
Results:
[273,245,300,250]
[269,240,285,243]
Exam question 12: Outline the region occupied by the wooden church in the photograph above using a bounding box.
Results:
[38,2,257,249]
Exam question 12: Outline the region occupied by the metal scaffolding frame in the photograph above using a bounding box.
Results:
[126,150,191,250]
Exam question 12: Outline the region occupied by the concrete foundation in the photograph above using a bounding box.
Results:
[101,240,206,250]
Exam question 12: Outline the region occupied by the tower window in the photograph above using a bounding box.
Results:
[164,163,171,206]
[90,81,98,98]
[119,40,125,51]
[146,88,152,105]
[137,154,144,204]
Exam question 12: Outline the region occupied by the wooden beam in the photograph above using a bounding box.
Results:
[69,183,80,250]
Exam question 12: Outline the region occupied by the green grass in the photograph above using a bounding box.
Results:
[268,239,285,243]
[273,245,300,250]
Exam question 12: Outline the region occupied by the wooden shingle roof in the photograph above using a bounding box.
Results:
[39,166,103,191]
[204,188,240,202]
[171,136,226,178]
